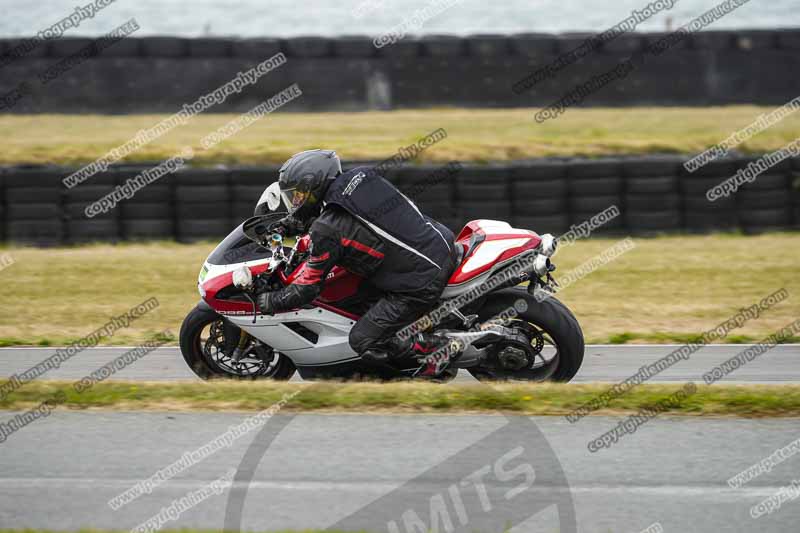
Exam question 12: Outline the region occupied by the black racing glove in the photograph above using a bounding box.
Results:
[268,215,307,237]
[256,291,274,315]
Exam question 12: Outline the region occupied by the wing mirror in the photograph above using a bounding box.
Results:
[255,182,283,216]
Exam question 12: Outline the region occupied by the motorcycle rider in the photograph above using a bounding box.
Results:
[256,149,458,376]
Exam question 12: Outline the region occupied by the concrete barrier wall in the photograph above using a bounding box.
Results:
[1,29,799,112]
[1,155,798,245]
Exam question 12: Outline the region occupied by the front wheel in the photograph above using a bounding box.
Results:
[468,287,584,382]
[179,303,296,380]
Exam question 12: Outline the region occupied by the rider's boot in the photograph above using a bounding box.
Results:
[361,333,452,373]
[413,333,459,377]
[360,335,409,366]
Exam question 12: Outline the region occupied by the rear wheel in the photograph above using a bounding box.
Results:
[179,303,296,380]
[468,287,584,382]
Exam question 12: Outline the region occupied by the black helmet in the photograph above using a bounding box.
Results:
[278,149,342,221]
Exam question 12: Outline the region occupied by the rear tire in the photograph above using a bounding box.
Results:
[179,303,296,380]
[468,287,584,382]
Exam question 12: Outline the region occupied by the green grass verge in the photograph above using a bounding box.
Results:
[3,380,800,418]
[0,233,798,346]
[2,106,800,166]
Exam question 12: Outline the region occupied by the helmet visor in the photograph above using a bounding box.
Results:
[280,187,311,213]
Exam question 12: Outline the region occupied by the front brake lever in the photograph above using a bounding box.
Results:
[243,292,258,324]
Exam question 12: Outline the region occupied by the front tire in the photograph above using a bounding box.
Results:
[179,303,296,380]
[468,287,584,382]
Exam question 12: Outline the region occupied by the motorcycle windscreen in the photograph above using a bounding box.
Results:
[206,223,273,265]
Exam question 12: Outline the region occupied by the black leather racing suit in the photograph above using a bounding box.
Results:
[264,167,459,355]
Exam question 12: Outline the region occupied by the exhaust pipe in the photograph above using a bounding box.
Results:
[533,254,551,276]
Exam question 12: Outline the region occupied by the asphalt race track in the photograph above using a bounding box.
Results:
[0,413,798,532]
[1,345,799,532]
[0,344,798,383]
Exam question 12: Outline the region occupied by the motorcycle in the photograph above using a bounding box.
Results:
[179,184,584,382]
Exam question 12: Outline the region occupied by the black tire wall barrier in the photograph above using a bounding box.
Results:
[1,155,799,245]
[1,29,799,112]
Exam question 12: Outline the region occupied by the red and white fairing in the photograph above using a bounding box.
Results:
[443,220,541,298]
[196,219,542,367]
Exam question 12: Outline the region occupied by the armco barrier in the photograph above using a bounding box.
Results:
[1,155,799,245]
[0,29,799,112]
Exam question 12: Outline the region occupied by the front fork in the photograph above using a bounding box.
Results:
[231,331,253,363]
